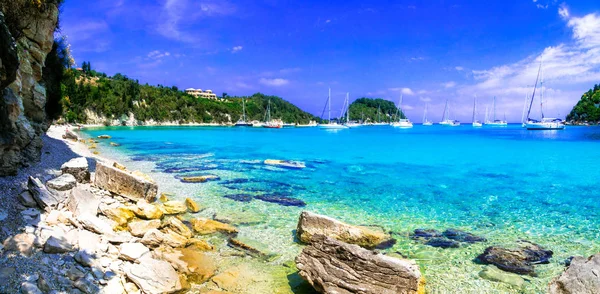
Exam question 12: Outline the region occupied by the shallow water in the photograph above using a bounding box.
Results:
[82,124,600,293]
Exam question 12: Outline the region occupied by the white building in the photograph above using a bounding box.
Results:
[185,88,218,99]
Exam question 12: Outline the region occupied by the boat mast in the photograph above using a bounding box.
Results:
[423,104,427,123]
[398,94,403,121]
[521,92,528,124]
[540,57,545,119]
[493,97,497,121]
[328,87,331,123]
[266,100,271,122]
[527,57,543,121]
[346,93,350,123]
[242,98,246,121]
[442,99,449,121]
[472,95,477,122]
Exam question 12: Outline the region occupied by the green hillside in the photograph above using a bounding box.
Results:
[345,98,403,123]
[566,84,600,123]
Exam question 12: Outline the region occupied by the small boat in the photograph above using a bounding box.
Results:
[341,93,363,128]
[318,88,348,129]
[391,94,413,128]
[439,99,461,126]
[297,121,318,127]
[235,98,253,127]
[251,121,264,127]
[263,100,282,128]
[485,97,508,126]
[525,56,565,130]
[422,103,433,126]
[282,123,296,128]
[472,96,482,127]
[264,159,306,169]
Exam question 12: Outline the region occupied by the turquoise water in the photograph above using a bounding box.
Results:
[83,125,600,293]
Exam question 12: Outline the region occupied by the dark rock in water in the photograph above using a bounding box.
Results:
[220,178,251,185]
[476,241,553,275]
[443,229,487,243]
[255,194,306,207]
[412,229,442,239]
[375,238,397,249]
[224,194,254,202]
[425,237,460,248]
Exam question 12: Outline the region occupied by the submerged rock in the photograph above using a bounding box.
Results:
[228,237,277,260]
[254,194,306,207]
[224,194,254,202]
[479,265,525,288]
[94,161,158,202]
[264,159,306,169]
[153,246,217,284]
[296,211,394,249]
[162,201,187,215]
[60,157,90,183]
[180,175,220,183]
[411,228,486,249]
[476,241,553,275]
[548,253,600,294]
[296,234,424,294]
[443,228,487,243]
[185,197,201,213]
[425,237,460,248]
[412,229,442,239]
[46,173,77,191]
[191,218,238,235]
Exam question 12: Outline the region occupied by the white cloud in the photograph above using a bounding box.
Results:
[231,46,243,53]
[443,81,457,88]
[455,66,464,71]
[559,4,570,20]
[403,105,415,110]
[259,78,290,86]
[419,97,432,102]
[389,87,415,95]
[536,4,548,9]
[147,50,171,59]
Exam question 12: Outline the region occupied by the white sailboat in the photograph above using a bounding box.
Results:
[318,88,348,129]
[472,96,482,127]
[391,94,413,128]
[235,98,253,127]
[263,100,282,128]
[439,99,460,126]
[485,96,508,126]
[371,105,388,126]
[422,103,433,126]
[342,93,361,128]
[525,56,565,130]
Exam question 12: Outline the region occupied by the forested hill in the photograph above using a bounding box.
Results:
[566,84,600,123]
[60,68,319,125]
[346,98,403,123]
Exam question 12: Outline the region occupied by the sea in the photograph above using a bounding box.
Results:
[81,124,600,293]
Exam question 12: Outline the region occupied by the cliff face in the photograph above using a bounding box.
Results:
[0,6,59,175]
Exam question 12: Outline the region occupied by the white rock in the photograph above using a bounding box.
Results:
[61,157,90,183]
[43,236,74,253]
[20,281,43,294]
[78,214,113,235]
[119,243,149,262]
[101,277,125,294]
[78,230,100,254]
[67,186,100,218]
[46,174,77,191]
[124,256,184,294]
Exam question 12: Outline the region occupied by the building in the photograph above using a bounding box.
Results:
[185,88,218,99]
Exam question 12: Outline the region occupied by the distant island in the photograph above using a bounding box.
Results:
[346,98,405,123]
[566,84,600,124]
[58,65,319,125]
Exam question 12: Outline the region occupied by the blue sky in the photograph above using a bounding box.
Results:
[60,0,600,122]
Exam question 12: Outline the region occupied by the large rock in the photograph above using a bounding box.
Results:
[94,161,158,202]
[549,253,600,294]
[66,185,100,217]
[296,211,393,249]
[162,201,187,215]
[128,219,161,237]
[119,242,150,262]
[476,240,553,275]
[296,235,424,294]
[77,214,113,235]
[43,235,74,253]
[61,157,90,183]
[3,233,37,256]
[46,173,77,191]
[153,246,217,283]
[27,176,60,211]
[124,256,186,294]
[191,218,237,235]
[130,199,163,220]
[162,217,192,238]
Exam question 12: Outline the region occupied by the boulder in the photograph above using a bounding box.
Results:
[60,157,90,183]
[185,198,201,213]
[548,253,600,294]
[97,135,111,139]
[228,237,277,260]
[94,161,158,202]
[180,175,220,183]
[119,243,150,262]
[162,229,189,248]
[162,201,187,215]
[78,214,114,235]
[296,211,393,249]
[20,281,43,294]
[140,229,166,248]
[73,277,99,294]
[476,240,553,275]
[162,217,193,239]
[66,185,100,219]
[18,190,38,207]
[153,246,217,283]
[296,235,424,294]
[43,236,74,253]
[131,199,163,220]
[479,265,525,288]
[124,256,185,294]
[28,177,60,211]
[128,219,161,237]
[3,233,37,256]
[187,238,214,251]
[191,218,238,235]
[46,173,77,191]
[103,207,135,227]
[255,194,306,207]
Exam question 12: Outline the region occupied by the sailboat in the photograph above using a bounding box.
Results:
[318,88,348,129]
[485,97,508,126]
[263,100,282,128]
[525,56,565,130]
[342,93,361,128]
[439,99,460,126]
[371,105,388,126]
[472,96,482,127]
[235,98,253,127]
[391,94,413,128]
[422,103,433,126]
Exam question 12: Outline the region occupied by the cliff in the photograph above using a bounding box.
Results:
[0,4,59,175]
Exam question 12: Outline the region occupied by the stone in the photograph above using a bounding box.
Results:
[18,190,38,207]
[255,194,306,207]
[153,246,217,283]
[74,250,95,267]
[296,235,424,294]
[191,218,238,235]
[162,217,193,238]
[180,175,220,183]
[548,253,600,294]
[162,201,187,215]
[94,161,158,202]
[296,211,394,249]
[97,135,111,139]
[103,207,135,228]
[67,266,86,280]
[140,229,165,248]
[20,281,43,294]
[425,237,460,248]
[28,177,60,211]
[77,229,101,254]
[128,219,161,237]
[162,229,189,248]
[61,157,90,183]
[224,194,253,202]
[101,277,125,294]
[228,237,277,260]
[0,267,16,280]
[105,231,133,244]
[185,197,201,213]
[43,235,74,253]
[73,278,99,294]
[119,243,150,262]
[477,240,553,275]
[109,142,120,147]
[37,275,51,293]
[443,228,487,243]
[3,233,37,256]
[264,159,306,169]
[66,186,100,218]
[46,173,77,191]
[130,199,163,220]
[78,214,113,235]
[187,238,214,251]
[124,257,185,294]
[479,265,525,288]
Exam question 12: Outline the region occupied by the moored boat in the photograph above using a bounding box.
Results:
[525,55,565,130]
[234,98,253,127]
[391,94,413,128]
[439,99,460,126]
[318,88,348,129]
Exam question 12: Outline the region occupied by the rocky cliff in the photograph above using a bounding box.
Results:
[0,5,59,175]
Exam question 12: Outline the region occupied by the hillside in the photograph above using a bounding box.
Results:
[60,68,319,125]
[566,84,600,123]
[346,98,403,123]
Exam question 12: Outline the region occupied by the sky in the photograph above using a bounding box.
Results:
[59,0,600,122]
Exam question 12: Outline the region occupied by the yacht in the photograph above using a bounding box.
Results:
[422,103,433,126]
[439,99,460,126]
[525,56,565,130]
[341,93,362,128]
[263,100,282,128]
[234,98,253,127]
[485,97,508,126]
[472,96,482,127]
[391,95,413,128]
[318,88,348,129]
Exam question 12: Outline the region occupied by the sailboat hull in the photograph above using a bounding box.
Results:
[526,122,565,130]
[318,124,348,129]
[234,122,253,127]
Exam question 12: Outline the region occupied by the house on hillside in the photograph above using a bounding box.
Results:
[185,88,218,99]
